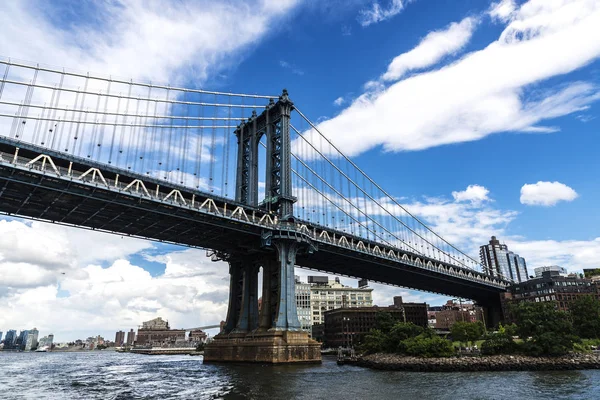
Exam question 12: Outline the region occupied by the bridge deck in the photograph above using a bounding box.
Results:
[0,138,507,306]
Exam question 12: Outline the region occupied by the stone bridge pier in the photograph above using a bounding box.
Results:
[203,230,321,363]
[204,90,321,363]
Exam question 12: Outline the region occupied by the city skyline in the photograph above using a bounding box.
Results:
[1,0,599,340]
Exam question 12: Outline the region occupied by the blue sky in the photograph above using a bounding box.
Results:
[1,0,599,341]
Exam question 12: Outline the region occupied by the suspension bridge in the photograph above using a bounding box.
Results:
[0,58,509,362]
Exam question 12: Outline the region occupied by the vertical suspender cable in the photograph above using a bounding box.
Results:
[136,86,152,174]
[157,87,170,177]
[147,94,159,175]
[73,74,90,158]
[208,94,217,192]
[87,92,101,158]
[117,81,132,167]
[223,94,232,197]
[108,94,121,164]
[0,63,10,101]
[164,88,176,181]
[125,91,141,170]
[181,90,191,185]
[94,80,111,161]
[95,79,112,162]
[195,95,204,188]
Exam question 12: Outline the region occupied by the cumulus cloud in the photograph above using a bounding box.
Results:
[489,0,517,22]
[0,0,300,84]
[307,0,600,157]
[0,220,152,281]
[452,184,490,204]
[382,17,479,81]
[398,186,599,277]
[510,238,600,272]
[333,96,345,106]
[520,181,579,206]
[358,0,407,27]
[0,238,230,341]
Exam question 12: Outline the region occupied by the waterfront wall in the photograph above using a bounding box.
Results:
[358,353,600,372]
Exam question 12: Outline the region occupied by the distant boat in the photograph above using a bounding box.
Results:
[35,346,50,352]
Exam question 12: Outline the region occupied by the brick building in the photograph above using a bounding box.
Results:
[114,331,125,346]
[433,300,484,330]
[501,270,600,315]
[322,297,427,348]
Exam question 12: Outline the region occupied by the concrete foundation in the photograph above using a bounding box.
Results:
[203,330,322,364]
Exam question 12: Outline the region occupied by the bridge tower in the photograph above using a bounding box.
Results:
[204,90,321,363]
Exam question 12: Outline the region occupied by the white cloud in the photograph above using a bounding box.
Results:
[382,17,478,81]
[306,0,600,157]
[358,0,407,27]
[0,0,300,84]
[510,238,600,272]
[489,0,517,22]
[333,96,345,106]
[520,181,579,206]
[397,186,599,277]
[0,230,230,341]
[452,184,490,203]
[0,220,152,280]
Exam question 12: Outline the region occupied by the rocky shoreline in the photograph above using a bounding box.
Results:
[358,353,600,372]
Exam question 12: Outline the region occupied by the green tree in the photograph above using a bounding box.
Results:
[481,332,517,355]
[451,321,484,346]
[510,301,578,356]
[361,329,388,354]
[570,295,600,339]
[498,323,518,337]
[450,321,469,345]
[389,322,424,353]
[375,312,397,334]
[403,334,455,358]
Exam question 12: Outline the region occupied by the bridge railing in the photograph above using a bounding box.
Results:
[0,144,509,289]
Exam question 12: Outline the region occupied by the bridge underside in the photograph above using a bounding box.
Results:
[0,140,505,349]
[0,156,503,303]
[0,142,261,254]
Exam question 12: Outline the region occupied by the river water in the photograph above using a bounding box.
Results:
[0,352,598,399]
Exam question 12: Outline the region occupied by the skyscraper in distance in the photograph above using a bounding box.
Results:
[480,236,528,283]
[126,329,135,346]
[3,330,17,349]
[115,331,125,346]
[25,328,39,351]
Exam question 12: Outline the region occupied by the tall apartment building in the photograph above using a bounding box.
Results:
[3,330,17,349]
[38,334,54,349]
[0,331,2,342]
[115,330,125,346]
[295,278,313,333]
[480,236,528,283]
[24,328,39,351]
[126,329,135,346]
[294,275,373,336]
[16,330,29,350]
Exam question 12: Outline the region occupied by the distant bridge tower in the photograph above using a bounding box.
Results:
[204,90,321,363]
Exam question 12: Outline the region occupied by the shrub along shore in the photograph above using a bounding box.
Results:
[358,353,600,372]
[353,296,600,371]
